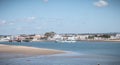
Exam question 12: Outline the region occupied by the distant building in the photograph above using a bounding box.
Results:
[76,35,89,40]
[116,34,120,39]
[32,34,44,41]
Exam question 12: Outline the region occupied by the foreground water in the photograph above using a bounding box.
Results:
[0,41,120,65]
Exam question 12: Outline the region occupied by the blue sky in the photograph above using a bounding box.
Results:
[0,0,120,35]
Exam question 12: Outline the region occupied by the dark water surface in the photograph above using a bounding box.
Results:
[0,41,120,65]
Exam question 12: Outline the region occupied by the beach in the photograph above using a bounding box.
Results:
[0,44,65,59]
[0,42,120,65]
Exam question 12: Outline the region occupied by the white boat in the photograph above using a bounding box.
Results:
[55,36,76,43]
[0,39,9,42]
[55,40,76,43]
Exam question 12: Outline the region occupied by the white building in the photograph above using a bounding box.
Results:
[116,34,120,39]
[76,35,89,40]
[52,34,62,40]
[110,35,116,40]
[67,36,76,40]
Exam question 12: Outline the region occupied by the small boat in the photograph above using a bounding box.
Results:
[9,40,13,42]
[16,40,22,42]
[0,39,9,42]
[22,39,31,42]
[55,40,76,43]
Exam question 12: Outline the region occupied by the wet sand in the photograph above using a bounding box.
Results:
[0,44,65,59]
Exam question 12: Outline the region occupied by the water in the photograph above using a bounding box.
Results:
[0,41,120,65]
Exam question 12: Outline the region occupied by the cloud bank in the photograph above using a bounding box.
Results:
[94,0,108,7]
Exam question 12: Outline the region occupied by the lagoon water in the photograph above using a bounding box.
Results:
[0,41,120,65]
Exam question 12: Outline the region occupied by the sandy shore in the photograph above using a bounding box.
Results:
[0,44,65,59]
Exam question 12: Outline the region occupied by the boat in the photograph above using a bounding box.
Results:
[55,36,76,43]
[16,40,22,42]
[9,40,13,42]
[0,38,9,42]
[55,40,76,43]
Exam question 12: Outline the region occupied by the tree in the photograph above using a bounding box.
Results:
[101,34,110,38]
[44,32,56,39]
[88,36,94,39]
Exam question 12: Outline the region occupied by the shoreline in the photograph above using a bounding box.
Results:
[1,39,120,43]
[0,44,65,59]
[31,40,120,43]
[77,40,120,42]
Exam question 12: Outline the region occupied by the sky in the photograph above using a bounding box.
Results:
[0,0,120,35]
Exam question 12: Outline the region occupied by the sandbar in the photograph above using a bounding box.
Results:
[0,44,65,59]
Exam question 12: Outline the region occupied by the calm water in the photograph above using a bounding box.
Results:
[0,41,120,65]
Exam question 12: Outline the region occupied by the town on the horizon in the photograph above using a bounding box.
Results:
[0,32,120,42]
[0,0,120,43]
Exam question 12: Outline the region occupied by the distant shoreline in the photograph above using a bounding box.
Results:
[0,40,120,43]
[1,39,120,43]
[30,40,120,42]
[77,40,120,42]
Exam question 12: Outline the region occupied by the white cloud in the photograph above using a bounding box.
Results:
[28,17,36,20]
[1,20,6,24]
[16,16,36,22]
[25,16,36,22]
[43,0,48,3]
[94,0,108,7]
[9,22,14,25]
[0,20,7,25]
[16,27,23,31]
[0,20,15,26]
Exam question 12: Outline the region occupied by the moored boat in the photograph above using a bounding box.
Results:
[55,40,76,43]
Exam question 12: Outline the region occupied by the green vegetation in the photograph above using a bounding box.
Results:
[88,36,94,39]
[88,34,110,39]
[98,34,110,38]
[44,32,56,39]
